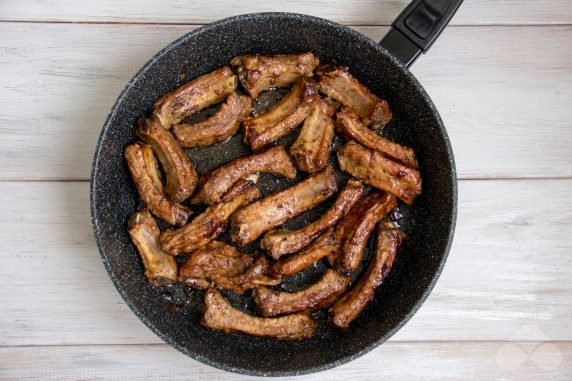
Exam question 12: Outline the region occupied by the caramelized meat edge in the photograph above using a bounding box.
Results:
[262,179,365,259]
[316,63,392,128]
[243,78,319,151]
[253,269,350,317]
[271,228,340,276]
[329,227,404,329]
[337,141,422,205]
[331,191,397,272]
[231,165,337,247]
[231,52,319,98]
[202,288,317,340]
[172,93,252,148]
[160,180,261,256]
[336,106,418,169]
[135,117,198,203]
[127,209,178,286]
[289,98,338,173]
[124,142,191,226]
[152,66,237,128]
[192,145,297,205]
[179,241,280,293]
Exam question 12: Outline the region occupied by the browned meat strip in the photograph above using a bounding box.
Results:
[316,63,392,128]
[332,191,397,272]
[135,117,198,203]
[179,241,280,293]
[262,179,365,259]
[172,93,252,148]
[289,98,338,173]
[337,141,422,205]
[336,106,418,169]
[253,269,350,317]
[124,142,191,226]
[271,228,339,276]
[127,209,178,286]
[230,52,319,98]
[152,66,237,128]
[192,146,297,205]
[243,78,319,151]
[160,180,261,256]
[329,227,404,329]
[202,288,317,340]
[231,166,337,247]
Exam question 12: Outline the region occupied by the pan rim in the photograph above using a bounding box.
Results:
[90,11,458,377]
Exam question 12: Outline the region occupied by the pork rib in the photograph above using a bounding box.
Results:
[231,52,319,98]
[337,141,422,205]
[127,209,178,286]
[230,166,337,247]
[261,179,364,259]
[192,146,296,205]
[160,179,261,256]
[124,142,190,226]
[253,269,350,317]
[172,93,251,148]
[329,227,404,329]
[202,288,317,340]
[152,66,237,128]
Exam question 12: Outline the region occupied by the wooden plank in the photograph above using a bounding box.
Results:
[0,24,571,180]
[0,342,570,380]
[0,179,570,346]
[1,0,571,25]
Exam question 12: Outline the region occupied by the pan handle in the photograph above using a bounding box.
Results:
[379,0,464,67]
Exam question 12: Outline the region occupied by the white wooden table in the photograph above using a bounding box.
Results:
[1,1,571,379]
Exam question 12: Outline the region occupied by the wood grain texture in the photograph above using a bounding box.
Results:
[0,342,570,380]
[0,180,570,346]
[0,24,571,180]
[1,1,570,379]
[1,0,571,25]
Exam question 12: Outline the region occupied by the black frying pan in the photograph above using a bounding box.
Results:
[91,0,461,376]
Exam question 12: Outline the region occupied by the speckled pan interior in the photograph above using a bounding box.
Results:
[90,13,457,377]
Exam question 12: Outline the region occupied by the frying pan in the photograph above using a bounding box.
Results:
[91,0,461,376]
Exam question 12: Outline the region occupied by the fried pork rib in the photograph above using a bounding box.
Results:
[271,228,339,276]
[316,63,392,128]
[289,98,338,173]
[337,141,422,205]
[152,66,237,128]
[332,192,397,272]
[202,288,317,340]
[231,166,337,247]
[192,146,297,205]
[253,269,350,317]
[329,227,404,329]
[179,241,279,293]
[160,180,261,256]
[336,106,418,169]
[230,52,319,98]
[124,143,191,226]
[127,209,178,286]
[172,93,252,148]
[135,118,198,203]
[243,78,319,151]
[262,179,365,259]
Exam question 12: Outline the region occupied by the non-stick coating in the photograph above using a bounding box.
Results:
[91,13,457,376]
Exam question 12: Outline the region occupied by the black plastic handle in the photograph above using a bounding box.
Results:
[380,0,464,67]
